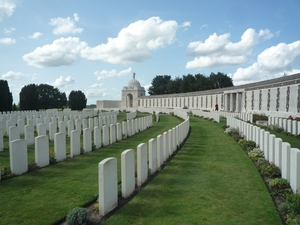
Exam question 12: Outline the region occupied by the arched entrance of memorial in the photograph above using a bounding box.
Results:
[121,72,146,108]
[126,94,133,107]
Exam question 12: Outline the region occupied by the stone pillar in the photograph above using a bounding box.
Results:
[236,93,242,112]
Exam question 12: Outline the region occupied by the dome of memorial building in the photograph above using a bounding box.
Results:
[123,72,145,90]
[127,78,142,89]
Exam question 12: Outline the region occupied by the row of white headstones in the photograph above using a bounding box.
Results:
[227,116,300,193]
[97,111,190,216]
[0,109,153,180]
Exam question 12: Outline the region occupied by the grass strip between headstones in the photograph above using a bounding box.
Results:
[102,116,282,225]
[0,114,182,225]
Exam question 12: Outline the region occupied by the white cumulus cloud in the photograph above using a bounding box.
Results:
[29,32,43,39]
[94,67,132,80]
[0,37,15,44]
[0,0,18,22]
[81,17,179,64]
[53,76,75,87]
[22,37,88,67]
[185,28,274,70]
[4,27,16,35]
[2,71,25,80]
[232,40,300,85]
[49,13,83,35]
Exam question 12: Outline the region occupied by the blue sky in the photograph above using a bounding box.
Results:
[1,0,300,105]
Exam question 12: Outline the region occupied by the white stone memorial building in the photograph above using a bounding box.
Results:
[97,72,300,117]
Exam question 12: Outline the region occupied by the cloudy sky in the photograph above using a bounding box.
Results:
[1,0,300,105]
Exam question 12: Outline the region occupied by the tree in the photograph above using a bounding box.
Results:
[167,76,182,93]
[148,75,172,95]
[194,73,211,91]
[68,90,87,110]
[0,80,13,112]
[19,84,39,110]
[36,84,67,109]
[209,72,233,89]
[180,74,196,93]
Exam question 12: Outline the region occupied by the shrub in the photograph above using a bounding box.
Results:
[238,139,256,152]
[28,161,38,172]
[152,112,157,122]
[279,193,300,224]
[268,178,292,196]
[253,113,268,123]
[222,125,229,130]
[224,127,238,136]
[286,194,300,214]
[248,148,264,162]
[286,214,300,225]
[256,158,268,168]
[93,203,99,211]
[0,165,12,179]
[259,162,281,178]
[49,148,57,165]
[66,207,89,225]
[268,124,284,133]
[231,132,243,142]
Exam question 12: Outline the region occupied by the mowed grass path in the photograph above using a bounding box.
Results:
[103,116,282,225]
[0,114,182,225]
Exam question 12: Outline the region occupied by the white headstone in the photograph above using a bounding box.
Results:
[102,125,109,146]
[290,148,300,193]
[94,127,102,149]
[148,138,157,174]
[25,124,34,146]
[137,143,148,187]
[83,128,92,153]
[281,142,291,181]
[10,139,28,175]
[156,135,164,168]
[54,132,66,162]
[98,157,118,216]
[121,149,135,198]
[35,135,49,167]
[70,130,81,158]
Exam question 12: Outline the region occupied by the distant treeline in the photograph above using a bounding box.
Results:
[0,81,87,111]
[148,72,233,95]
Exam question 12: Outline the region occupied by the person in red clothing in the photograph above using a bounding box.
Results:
[215,103,218,111]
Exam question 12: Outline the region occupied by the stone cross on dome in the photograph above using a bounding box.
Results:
[133,72,135,79]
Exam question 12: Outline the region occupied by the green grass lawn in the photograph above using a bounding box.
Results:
[103,116,282,225]
[0,113,182,225]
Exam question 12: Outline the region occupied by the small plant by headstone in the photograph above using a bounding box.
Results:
[238,139,256,152]
[224,127,238,136]
[0,165,12,179]
[259,161,281,178]
[248,148,264,162]
[253,113,268,123]
[268,124,284,133]
[268,178,292,196]
[49,148,57,165]
[28,160,38,172]
[66,207,89,225]
[279,193,300,224]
